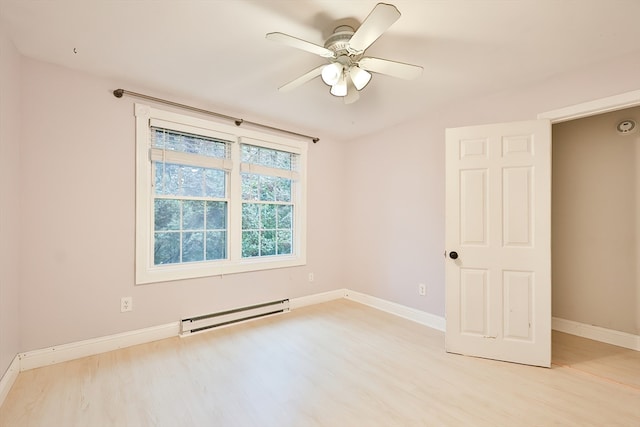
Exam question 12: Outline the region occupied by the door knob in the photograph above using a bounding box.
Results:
[449,251,458,260]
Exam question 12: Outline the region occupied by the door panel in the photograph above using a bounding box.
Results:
[460,169,488,245]
[445,119,551,367]
[503,166,533,247]
[503,270,533,341]
[460,268,489,335]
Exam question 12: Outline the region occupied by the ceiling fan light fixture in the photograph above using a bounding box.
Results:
[330,73,348,97]
[349,65,372,90]
[321,62,343,86]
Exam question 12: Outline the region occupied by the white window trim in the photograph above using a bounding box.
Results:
[134,103,308,285]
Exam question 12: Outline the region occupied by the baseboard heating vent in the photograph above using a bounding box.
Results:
[180,299,290,336]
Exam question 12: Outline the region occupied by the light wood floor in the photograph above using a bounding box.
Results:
[1,299,639,426]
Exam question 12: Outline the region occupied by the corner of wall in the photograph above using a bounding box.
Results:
[0,26,23,384]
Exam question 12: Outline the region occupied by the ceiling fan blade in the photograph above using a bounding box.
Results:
[344,76,360,104]
[348,3,401,53]
[278,64,325,92]
[266,32,335,58]
[359,57,423,80]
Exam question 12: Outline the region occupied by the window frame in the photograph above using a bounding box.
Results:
[135,103,307,285]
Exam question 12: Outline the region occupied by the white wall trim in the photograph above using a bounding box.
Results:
[552,317,640,351]
[538,88,640,123]
[345,290,446,332]
[0,354,20,407]
[289,289,347,309]
[19,322,180,372]
[0,289,439,378]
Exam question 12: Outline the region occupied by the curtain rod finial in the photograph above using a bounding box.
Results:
[235,119,244,126]
[312,138,319,143]
[113,89,124,98]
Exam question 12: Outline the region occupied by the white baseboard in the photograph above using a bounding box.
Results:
[19,322,180,371]
[1,289,443,390]
[552,317,640,351]
[8,291,348,374]
[0,355,20,407]
[3,294,637,400]
[345,290,446,332]
[289,289,347,309]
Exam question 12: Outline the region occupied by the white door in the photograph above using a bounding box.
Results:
[445,119,552,367]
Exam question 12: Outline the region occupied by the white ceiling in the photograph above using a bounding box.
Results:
[2,0,640,141]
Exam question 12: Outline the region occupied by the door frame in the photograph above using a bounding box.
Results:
[539,88,640,350]
[538,89,640,123]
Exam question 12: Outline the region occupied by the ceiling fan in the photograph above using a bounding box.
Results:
[266,3,423,104]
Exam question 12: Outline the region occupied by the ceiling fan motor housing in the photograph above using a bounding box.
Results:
[324,26,355,53]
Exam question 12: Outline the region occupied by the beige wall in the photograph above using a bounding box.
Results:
[0,30,21,375]
[343,49,640,322]
[552,107,640,335]
[15,57,347,352]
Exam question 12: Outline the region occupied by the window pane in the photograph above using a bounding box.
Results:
[182,200,204,230]
[181,166,204,197]
[154,164,164,195]
[260,230,276,256]
[242,203,259,229]
[259,176,276,201]
[182,134,202,155]
[206,231,226,260]
[155,199,180,230]
[259,149,277,168]
[277,230,292,255]
[201,141,227,158]
[154,232,180,264]
[182,232,204,262]
[154,163,182,196]
[163,164,181,195]
[152,128,229,159]
[276,150,292,170]
[205,169,226,198]
[260,204,276,229]
[274,177,291,202]
[156,162,225,199]
[241,173,259,201]
[242,231,260,257]
[206,201,227,230]
[241,145,260,164]
[241,173,291,203]
[241,144,295,171]
[277,205,292,228]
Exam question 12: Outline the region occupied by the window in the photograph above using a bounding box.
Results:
[240,144,297,258]
[135,104,307,284]
[152,127,229,265]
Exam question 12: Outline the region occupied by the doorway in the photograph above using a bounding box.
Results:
[540,91,640,350]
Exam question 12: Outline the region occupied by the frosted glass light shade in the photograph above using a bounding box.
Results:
[321,63,343,86]
[330,74,347,96]
[349,66,372,90]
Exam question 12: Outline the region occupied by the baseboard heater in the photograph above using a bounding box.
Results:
[180,299,290,336]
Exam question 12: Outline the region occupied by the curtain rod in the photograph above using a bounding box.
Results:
[112,89,319,143]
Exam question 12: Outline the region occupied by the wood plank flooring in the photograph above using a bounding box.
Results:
[1,299,639,426]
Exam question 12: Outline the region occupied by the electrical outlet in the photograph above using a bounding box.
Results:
[418,283,426,296]
[308,272,314,282]
[121,296,133,312]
